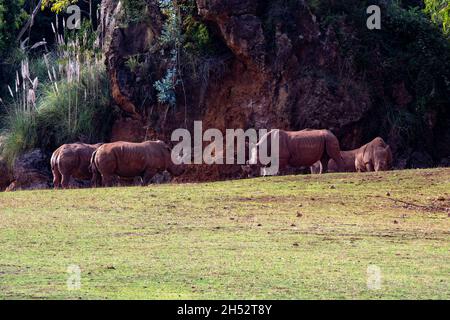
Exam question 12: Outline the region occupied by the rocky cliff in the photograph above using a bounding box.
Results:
[98,0,450,182]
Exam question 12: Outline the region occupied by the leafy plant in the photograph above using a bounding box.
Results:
[1,20,113,165]
[121,0,149,24]
[183,15,212,53]
[154,63,179,108]
[0,0,28,99]
[424,0,450,37]
[41,0,78,13]
[125,55,143,73]
[0,110,37,166]
[0,0,28,55]
[153,0,184,118]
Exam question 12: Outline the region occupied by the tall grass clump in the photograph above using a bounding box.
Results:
[0,20,113,166]
[0,111,37,166]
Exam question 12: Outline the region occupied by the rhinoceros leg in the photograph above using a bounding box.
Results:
[142,169,157,186]
[366,162,374,172]
[61,174,71,189]
[310,161,322,174]
[320,159,328,173]
[102,174,116,187]
[324,133,343,172]
[52,168,62,189]
[91,169,102,188]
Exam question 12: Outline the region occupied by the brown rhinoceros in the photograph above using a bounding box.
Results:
[51,143,103,189]
[326,138,393,173]
[311,148,357,173]
[90,140,185,187]
[354,137,393,172]
[328,149,358,173]
[246,129,344,176]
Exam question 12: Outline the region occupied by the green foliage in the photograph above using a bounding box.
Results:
[183,15,213,53]
[125,55,143,73]
[179,0,216,54]
[0,0,28,57]
[41,0,78,13]
[121,0,148,24]
[154,0,182,108]
[0,111,37,166]
[154,64,179,107]
[158,0,183,48]
[1,61,112,165]
[371,3,450,111]
[424,0,450,36]
[34,65,112,148]
[1,23,113,165]
[63,19,100,55]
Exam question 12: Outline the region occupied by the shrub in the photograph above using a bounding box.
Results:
[1,23,113,165]
[0,111,37,166]
[34,62,112,149]
[0,0,28,99]
[0,0,28,56]
[424,0,450,37]
[154,64,178,108]
[121,0,149,25]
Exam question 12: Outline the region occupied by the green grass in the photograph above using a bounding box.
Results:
[0,168,449,299]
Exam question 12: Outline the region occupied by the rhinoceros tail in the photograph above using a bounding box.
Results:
[50,152,57,171]
[50,146,63,170]
[324,130,343,172]
[50,146,63,189]
[89,149,101,187]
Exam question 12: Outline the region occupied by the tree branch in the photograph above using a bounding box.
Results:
[17,0,44,42]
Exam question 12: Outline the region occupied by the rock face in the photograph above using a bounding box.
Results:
[100,0,450,180]
[100,0,164,123]
[191,0,372,132]
[0,156,12,191]
[6,149,52,191]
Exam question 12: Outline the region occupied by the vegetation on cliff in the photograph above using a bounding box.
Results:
[424,0,450,37]
[0,2,111,167]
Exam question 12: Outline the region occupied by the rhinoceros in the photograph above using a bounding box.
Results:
[90,140,185,187]
[245,129,344,176]
[325,137,393,173]
[51,143,103,189]
[354,137,393,172]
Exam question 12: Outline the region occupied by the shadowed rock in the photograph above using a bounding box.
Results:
[6,149,52,191]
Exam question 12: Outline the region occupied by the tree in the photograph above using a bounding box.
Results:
[424,0,450,36]
[41,0,79,13]
[0,0,28,57]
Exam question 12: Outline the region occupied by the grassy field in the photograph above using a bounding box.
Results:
[0,168,449,299]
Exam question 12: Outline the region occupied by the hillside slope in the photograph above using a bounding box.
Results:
[0,168,449,299]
